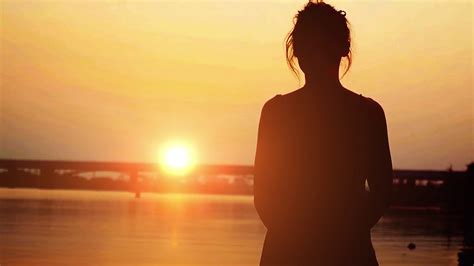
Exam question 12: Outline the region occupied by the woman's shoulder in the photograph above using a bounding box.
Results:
[261,94,284,113]
[262,87,306,109]
[359,95,387,125]
[345,87,384,116]
[364,97,385,117]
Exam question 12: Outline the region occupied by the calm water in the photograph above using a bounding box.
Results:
[0,188,464,266]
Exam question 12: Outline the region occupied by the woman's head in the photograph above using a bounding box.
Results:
[286,1,352,79]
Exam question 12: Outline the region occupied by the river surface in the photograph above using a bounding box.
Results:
[0,188,464,265]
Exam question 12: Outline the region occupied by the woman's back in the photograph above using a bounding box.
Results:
[269,88,366,209]
[256,87,367,225]
[254,87,392,265]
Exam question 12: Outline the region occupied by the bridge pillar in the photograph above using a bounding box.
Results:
[130,171,141,198]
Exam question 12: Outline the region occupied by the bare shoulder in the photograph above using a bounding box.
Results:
[363,97,387,125]
[360,94,380,109]
[275,87,309,102]
[366,97,386,116]
[260,94,283,116]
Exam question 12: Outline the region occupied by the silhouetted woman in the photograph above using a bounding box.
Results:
[254,1,393,265]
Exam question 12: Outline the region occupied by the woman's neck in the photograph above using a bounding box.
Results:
[303,66,343,92]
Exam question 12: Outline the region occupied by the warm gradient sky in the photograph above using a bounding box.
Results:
[1,0,472,170]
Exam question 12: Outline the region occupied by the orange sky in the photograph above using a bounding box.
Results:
[1,0,472,170]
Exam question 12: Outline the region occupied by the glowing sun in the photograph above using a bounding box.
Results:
[159,143,195,175]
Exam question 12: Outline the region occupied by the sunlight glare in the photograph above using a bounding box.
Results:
[160,143,195,176]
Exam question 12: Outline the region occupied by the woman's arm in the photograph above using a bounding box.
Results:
[365,100,393,228]
[253,97,289,229]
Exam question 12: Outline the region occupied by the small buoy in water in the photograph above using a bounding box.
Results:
[407,243,416,250]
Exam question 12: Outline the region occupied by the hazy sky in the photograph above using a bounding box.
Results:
[1,0,472,170]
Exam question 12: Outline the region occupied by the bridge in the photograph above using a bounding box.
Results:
[0,159,470,210]
[0,159,254,197]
